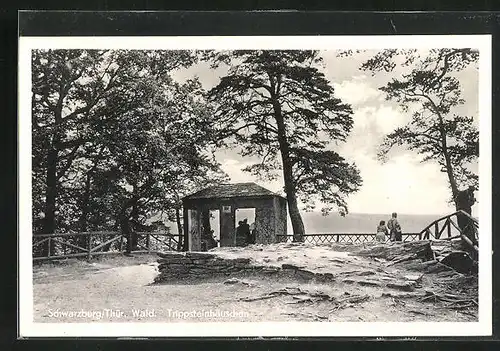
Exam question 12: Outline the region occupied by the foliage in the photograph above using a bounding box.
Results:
[206,50,362,239]
[359,48,479,203]
[31,49,226,251]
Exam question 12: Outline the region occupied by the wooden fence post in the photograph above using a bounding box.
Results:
[146,233,151,253]
[87,233,92,261]
[434,222,439,239]
[47,237,51,258]
[119,234,124,252]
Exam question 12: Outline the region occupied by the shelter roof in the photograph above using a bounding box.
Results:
[183,182,284,200]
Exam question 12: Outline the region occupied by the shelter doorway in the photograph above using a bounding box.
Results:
[209,209,220,247]
[182,182,288,251]
[235,208,256,247]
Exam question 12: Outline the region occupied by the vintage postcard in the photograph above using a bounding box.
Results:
[18,34,492,337]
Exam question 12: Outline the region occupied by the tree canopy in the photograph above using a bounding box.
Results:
[206,50,362,241]
[359,48,479,206]
[32,49,226,255]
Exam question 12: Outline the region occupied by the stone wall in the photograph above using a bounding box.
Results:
[154,251,336,284]
[184,196,285,249]
[155,252,274,283]
[153,246,468,293]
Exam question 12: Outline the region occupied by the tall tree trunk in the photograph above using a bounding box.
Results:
[41,86,66,256]
[432,99,459,202]
[455,188,477,257]
[78,171,92,250]
[41,145,58,256]
[441,144,473,249]
[130,203,139,251]
[119,208,132,254]
[118,195,138,254]
[441,140,459,204]
[281,160,305,242]
[270,81,305,242]
[175,207,183,251]
[434,99,474,253]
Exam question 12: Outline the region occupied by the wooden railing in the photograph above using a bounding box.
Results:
[32,231,180,261]
[33,210,478,260]
[276,233,422,244]
[419,210,478,252]
[275,211,478,251]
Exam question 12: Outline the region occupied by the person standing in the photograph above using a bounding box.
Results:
[235,221,244,247]
[455,186,477,246]
[207,229,218,250]
[235,220,251,247]
[248,222,257,244]
[240,219,251,246]
[387,212,402,242]
[375,220,389,243]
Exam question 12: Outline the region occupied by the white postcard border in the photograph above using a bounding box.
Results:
[18,34,492,337]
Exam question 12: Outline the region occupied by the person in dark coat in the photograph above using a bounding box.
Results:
[455,186,477,246]
[235,219,251,247]
[206,230,218,250]
[248,222,256,244]
[387,212,402,242]
[235,221,245,246]
[241,219,251,245]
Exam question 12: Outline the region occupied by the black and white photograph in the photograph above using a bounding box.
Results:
[18,34,492,337]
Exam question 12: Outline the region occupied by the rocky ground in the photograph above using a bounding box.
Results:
[33,240,477,323]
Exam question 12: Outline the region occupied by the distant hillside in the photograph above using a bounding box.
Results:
[152,211,444,235]
[294,212,443,234]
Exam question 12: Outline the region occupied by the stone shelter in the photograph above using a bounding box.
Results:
[182,182,287,251]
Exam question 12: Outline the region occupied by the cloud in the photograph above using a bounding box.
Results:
[358,105,407,135]
[330,76,409,163]
[320,50,377,83]
[338,103,406,164]
[346,153,456,215]
[331,79,455,215]
[218,145,458,215]
[170,61,227,90]
[454,67,479,120]
[169,51,478,216]
[218,155,284,194]
[333,75,383,107]
[220,158,254,183]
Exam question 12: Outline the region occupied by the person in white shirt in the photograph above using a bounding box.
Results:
[376,220,389,242]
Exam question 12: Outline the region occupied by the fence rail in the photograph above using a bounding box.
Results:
[33,210,479,261]
[32,231,180,261]
[420,211,478,238]
[276,233,422,244]
[419,210,478,254]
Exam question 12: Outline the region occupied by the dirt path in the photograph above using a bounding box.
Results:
[33,244,477,323]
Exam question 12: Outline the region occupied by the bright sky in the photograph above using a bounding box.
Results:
[171,50,479,215]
